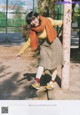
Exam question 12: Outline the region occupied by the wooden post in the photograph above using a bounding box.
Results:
[61,0,72,89]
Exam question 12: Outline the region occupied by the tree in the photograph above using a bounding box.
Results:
[37,0,56,17]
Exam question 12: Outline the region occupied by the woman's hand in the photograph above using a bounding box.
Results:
[16,54,21,59]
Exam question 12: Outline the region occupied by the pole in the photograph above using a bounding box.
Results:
[33,0,34,11]
[61,0,72,89]
[6,0,8,34]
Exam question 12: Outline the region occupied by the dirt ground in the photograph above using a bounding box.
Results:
[0,44,80,100]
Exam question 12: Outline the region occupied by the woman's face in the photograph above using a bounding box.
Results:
[30,16,39,27]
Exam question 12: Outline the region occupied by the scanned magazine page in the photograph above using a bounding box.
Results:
[0,0,80,115]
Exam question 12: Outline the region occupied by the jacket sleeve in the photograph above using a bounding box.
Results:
[48,18,63,26]
[18,37,30,56]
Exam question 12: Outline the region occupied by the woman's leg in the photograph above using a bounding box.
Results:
[51,68,57,81]
[46,68,57,89]
[32,66,44,89]
[36,66,44,82]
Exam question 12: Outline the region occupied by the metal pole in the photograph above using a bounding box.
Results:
[61,0,72,89]
[33,0,34,11]
[6,0,8,34]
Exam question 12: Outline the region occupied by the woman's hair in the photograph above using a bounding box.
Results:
[26,11,39,24]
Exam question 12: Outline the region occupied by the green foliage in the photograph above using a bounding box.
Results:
[8,18,25,27]
[54,4,63,20]
[37,0,63,18]
[0,8,27,32]
[0,12,6,26]
[73,4,80,23]
[0,12,6,18]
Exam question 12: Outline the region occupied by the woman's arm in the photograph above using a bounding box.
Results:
[48,17,63,26]
[17,37,30,56]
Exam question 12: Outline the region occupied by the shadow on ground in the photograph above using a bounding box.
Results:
[0,72,20,99]
[0,68,53,100]
[0,70,39,100]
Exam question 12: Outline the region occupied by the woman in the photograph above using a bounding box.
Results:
[17,11,64,90]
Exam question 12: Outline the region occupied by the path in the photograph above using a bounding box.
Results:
[0,44,80,100]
